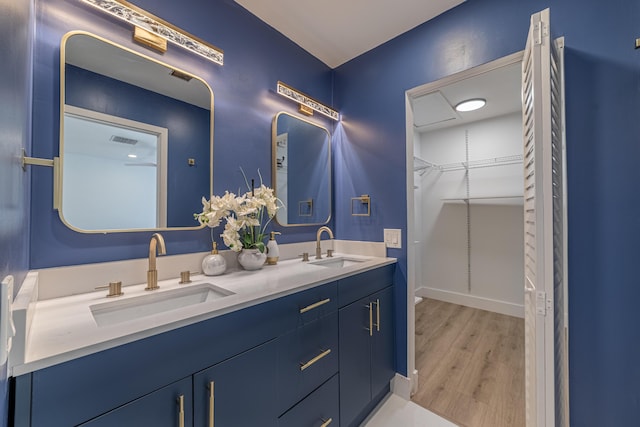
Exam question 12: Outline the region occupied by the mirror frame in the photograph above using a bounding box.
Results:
[272,111,332,227]
[59,30,213,233]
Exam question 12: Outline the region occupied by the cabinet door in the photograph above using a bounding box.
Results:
[79,377,192,427]
[193,339,278,427]
[370,286,395,397]
[339,297,372,427]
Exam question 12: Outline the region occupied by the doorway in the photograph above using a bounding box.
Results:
[407,53,525,426]
[404,9,569,427]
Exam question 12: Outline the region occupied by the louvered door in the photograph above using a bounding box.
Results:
[522,8,568,427]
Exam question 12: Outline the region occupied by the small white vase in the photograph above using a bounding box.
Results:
[202,242,226,276]
[237,248,267,271]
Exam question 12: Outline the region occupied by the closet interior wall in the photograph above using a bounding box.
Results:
[415,112,525,317]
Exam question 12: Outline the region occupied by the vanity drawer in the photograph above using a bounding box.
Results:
[277,312,338,414]
[281,281,337,332]
[278,374,339,427]
[338,264,394,308]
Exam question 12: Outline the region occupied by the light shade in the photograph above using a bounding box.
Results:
[79,0,224,65]
[277,81,340,121]
[455,98,486,112]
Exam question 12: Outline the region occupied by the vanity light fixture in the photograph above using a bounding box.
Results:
[78,0,224,65]
[277,81,340,121]
[455,98,486,112]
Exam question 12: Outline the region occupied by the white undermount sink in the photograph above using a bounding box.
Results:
[90,283,234,327]
[309,256,368,269]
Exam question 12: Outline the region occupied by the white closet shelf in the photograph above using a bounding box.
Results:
[442,195,524,205]
[414,154,523,173]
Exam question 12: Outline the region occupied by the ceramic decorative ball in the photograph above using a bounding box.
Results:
[202,242,226,276]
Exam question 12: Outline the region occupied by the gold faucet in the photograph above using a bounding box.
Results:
[315,226,334,259]
[146,233,166,291]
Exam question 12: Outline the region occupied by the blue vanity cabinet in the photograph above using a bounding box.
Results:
[193,339,279,427]
[78,377,193,427]
[11,268,396,427]
[337,264,395,427]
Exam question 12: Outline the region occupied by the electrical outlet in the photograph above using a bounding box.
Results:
[384,228,402,249]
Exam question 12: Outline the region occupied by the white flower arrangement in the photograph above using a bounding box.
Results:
[195,171,282,253]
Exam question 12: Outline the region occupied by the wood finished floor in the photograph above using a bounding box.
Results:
[412,298,525,427]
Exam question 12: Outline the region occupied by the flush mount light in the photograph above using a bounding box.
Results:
[127,154,137,158]
[78,0,224,65]
[455,98,486,112]
[276,81,340,121]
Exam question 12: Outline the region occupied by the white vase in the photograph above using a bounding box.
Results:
[237,248,267,271]
[202,243,226,276]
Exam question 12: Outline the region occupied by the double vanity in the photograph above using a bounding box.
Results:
[10,245,397,427]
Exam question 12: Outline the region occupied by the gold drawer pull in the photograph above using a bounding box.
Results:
[209,381,215,427]
[368,303,373,336]
[300,349,332,371]
[374,299,380,332]
[320,418,333,427]
[177,395,185,427]
[300,298,331,314]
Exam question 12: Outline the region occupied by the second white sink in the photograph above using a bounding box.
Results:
[309,256,368,269]
[90,283,234,327]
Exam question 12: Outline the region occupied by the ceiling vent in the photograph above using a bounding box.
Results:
[110,135,138,145]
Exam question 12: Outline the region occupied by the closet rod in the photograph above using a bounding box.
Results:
[414,154,523,173]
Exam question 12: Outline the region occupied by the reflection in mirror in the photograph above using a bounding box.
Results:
[272,112,331,226]
[60,31,213,232]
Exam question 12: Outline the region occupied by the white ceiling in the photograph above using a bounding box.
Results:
[234,0,465,68]
[413,62,522,132]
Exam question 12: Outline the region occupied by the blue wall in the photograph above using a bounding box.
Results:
[65,64,210,227]
[334,0,640,424]
[0,0,33,424]
[30,0,334,268]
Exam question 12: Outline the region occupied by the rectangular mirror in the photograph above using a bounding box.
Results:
[272,112,331,226]
[60,31,213,232]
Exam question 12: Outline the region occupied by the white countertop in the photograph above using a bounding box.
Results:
[12,253,395,376]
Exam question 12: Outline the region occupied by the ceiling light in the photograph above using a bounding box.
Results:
[127,154,137,158]
[455,99,486,112]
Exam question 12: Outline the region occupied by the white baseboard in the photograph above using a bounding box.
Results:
[391,373,412,400]
[415,287,524,318]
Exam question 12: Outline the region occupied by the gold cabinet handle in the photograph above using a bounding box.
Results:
[368,303,373,336]
[177,395,185,427]
[300,349,332,371]
[300,298,331,314]
[209,381,215,427]
[320,418,333,427]
[374,299,380,332]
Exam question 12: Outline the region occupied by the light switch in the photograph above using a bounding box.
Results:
[384,229,402,249]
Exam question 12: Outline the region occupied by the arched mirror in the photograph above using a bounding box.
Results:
[272,112,331,226]
[59,31,213,232]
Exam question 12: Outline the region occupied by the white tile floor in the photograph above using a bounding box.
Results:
[363,394,458,426]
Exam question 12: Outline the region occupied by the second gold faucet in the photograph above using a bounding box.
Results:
[146,233,166,291]
[315,226,334,259]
